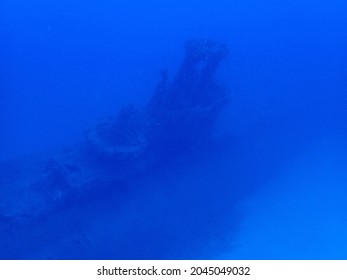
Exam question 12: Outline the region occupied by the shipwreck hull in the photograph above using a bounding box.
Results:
[0,40,229,258]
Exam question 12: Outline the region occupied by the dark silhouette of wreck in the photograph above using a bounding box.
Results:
[0,40,229,251]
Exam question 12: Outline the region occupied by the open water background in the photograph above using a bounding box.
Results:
[0,0,346,259]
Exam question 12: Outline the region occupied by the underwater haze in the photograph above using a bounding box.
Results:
[1,0,347,259]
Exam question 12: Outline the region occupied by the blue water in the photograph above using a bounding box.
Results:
[1,0,346,259]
